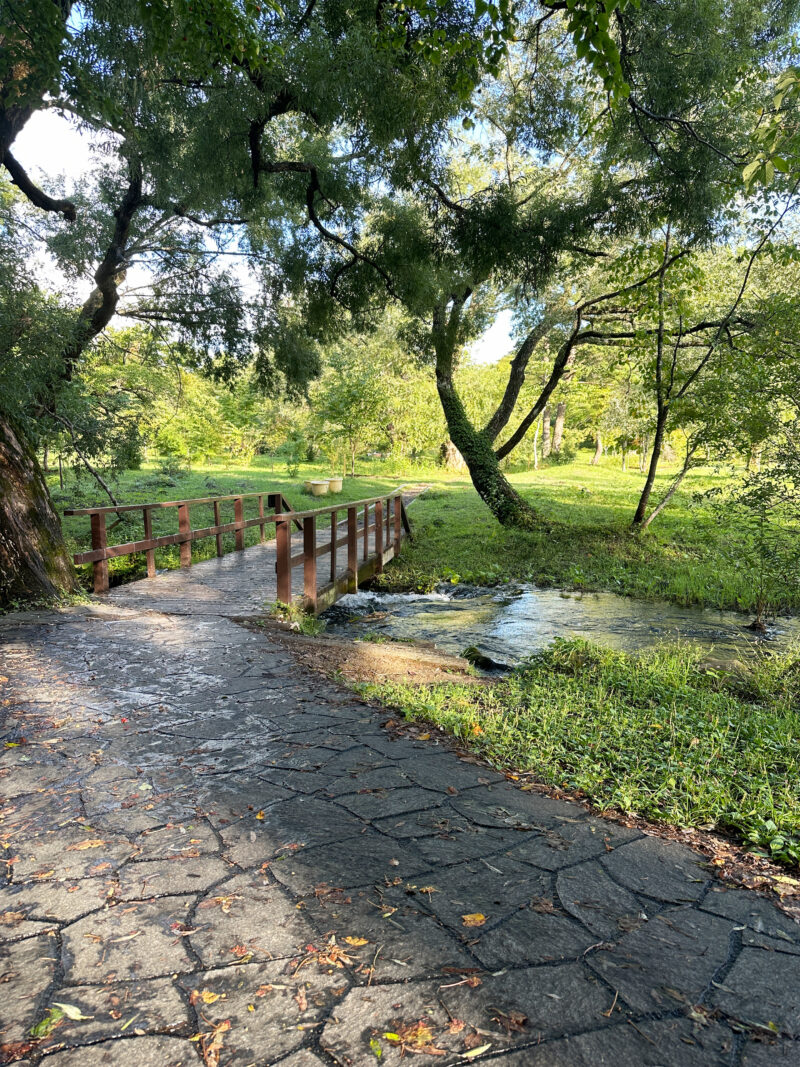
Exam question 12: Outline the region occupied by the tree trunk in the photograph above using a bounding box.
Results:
[350,439,356,477]
[436,375,536,529]
[639,432,649,473]
[640,442,699,530]
[541,408,552,458]
[621,448,627,472]
[551,402,567,454]
[0,414,77,606]
[440,439,467,472]
[632,412,668,525]
[591,431,602,465]
[532,421,540,470]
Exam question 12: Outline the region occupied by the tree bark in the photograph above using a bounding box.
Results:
[432,294,536,529]
[0,413,77,606]
[639,432,649,472]
[541,408,552,458]
[436,374,536,527]
[551,402,567,454]
[440,439,467,472]
[591,431,602,465]
[640,442,699,530]
[632,412,668,524]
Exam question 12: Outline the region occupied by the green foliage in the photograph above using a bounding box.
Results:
[365,637,800,865]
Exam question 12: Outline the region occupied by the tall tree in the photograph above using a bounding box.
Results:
[281,0,799,526]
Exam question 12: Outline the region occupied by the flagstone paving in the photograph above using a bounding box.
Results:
[1,590,799,1065]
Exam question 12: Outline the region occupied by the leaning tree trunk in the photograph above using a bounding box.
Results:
[436,375,537,529]
[0,414,77,606]
[541,408,552,458]
[551,402,567,454]
[632,413,668,525]
[591,431,602,465]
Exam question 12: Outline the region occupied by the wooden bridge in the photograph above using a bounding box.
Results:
[64,487,415,616]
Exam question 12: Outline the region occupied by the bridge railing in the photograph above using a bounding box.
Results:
[64,491,299,594]
[64,488,412,611]
[273,490,412,614]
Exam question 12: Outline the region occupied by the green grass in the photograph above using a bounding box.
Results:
[384,456,800,615]
[364,638,800,866]
[49,456,406,588]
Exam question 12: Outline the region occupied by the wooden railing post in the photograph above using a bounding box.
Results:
[142,508,156,578]
[363,502,369,561]
[394,493,402,553]
[347,506,358,592]
[329,509,337,582]
[234,497,245,551]
[276,517,291,603]
[178,503,192,568]
[90,512,109,593]
[213,500,223,557]
[258,495,266,544]
[375,498,384,573]
[304,515,317,612]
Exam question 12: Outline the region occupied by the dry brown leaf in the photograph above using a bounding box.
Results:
[530,896,556,914]
[0,911,25,925]
[461,913,487,927]
[343,936,369,946]
[190,990,222,1006]
[201,1018,230,1067]
[66,839,104,851]
[294,988,308,1012]
[493,1009,528,1034]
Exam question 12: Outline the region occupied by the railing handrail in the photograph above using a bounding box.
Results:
[64,489,282,516]
[266,489,406,524]
[63,486,409,517]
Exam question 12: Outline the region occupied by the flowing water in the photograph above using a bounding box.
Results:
[323,585,800,667]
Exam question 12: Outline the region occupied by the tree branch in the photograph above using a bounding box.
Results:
[3,149,76,220]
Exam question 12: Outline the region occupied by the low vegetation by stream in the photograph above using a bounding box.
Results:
[364,638,800,867]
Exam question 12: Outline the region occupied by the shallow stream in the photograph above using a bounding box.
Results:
[323,585,800,667]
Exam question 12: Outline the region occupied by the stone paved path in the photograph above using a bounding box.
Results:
[1,590,799,1064]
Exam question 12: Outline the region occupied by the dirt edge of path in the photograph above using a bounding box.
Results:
[240,617,490,686]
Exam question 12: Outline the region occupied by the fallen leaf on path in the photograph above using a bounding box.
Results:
[343,936,369,946]
[0,911,25,924]
[66,839,105,851]
[29,1007,64,1039]
[492,1009,528,1034]
[200,1018,230,1067]
[463,1044,492,1058]
[109,931,140,943]
[190,990,223,1006]
[52,1002,93,1021]
[294,988,308,1011]
[461,913,487,927]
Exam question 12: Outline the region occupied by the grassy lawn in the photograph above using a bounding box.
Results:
[364,638,800,866]
[385,455,800,615]
[49,456,408,588]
